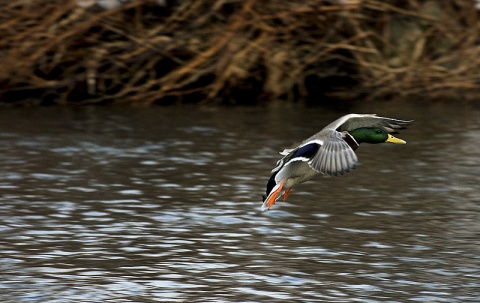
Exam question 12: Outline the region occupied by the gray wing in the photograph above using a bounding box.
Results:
[334,114,413,133]
[309,131,358,177]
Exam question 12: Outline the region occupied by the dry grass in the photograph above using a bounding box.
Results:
[0,0,479,105]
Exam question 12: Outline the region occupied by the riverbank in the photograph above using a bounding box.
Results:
[1,0,479,106]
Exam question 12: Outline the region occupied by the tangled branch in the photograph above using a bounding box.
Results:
[0,0,479,105]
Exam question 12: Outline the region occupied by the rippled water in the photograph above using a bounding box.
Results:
[0,103,479,302]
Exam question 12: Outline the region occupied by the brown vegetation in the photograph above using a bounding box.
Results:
[0,0,479,105]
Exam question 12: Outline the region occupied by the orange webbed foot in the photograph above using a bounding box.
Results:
[283,188,292,201]
[261,181,285,211]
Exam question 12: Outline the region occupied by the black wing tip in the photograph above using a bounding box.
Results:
[397,120,414,128]
[324,164,356,177]
[385,119,414,133]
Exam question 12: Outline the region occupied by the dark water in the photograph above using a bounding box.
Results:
[0,102,479,302]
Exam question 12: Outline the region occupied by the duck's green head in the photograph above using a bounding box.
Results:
[349,127,406,144]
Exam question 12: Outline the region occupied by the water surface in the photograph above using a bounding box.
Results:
[0,103,479,302]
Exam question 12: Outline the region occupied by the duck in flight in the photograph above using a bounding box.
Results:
[262,114,412,211]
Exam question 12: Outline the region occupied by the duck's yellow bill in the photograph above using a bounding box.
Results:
[386,134,406,144]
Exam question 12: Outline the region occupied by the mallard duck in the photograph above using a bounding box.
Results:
[261,114,412,211]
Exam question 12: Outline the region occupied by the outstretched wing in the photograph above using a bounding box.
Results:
[330,114,413,133]
[308,131,358,177]
[275,128,359,178]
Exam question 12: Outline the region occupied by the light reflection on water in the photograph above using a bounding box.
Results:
[0,104,479,302]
